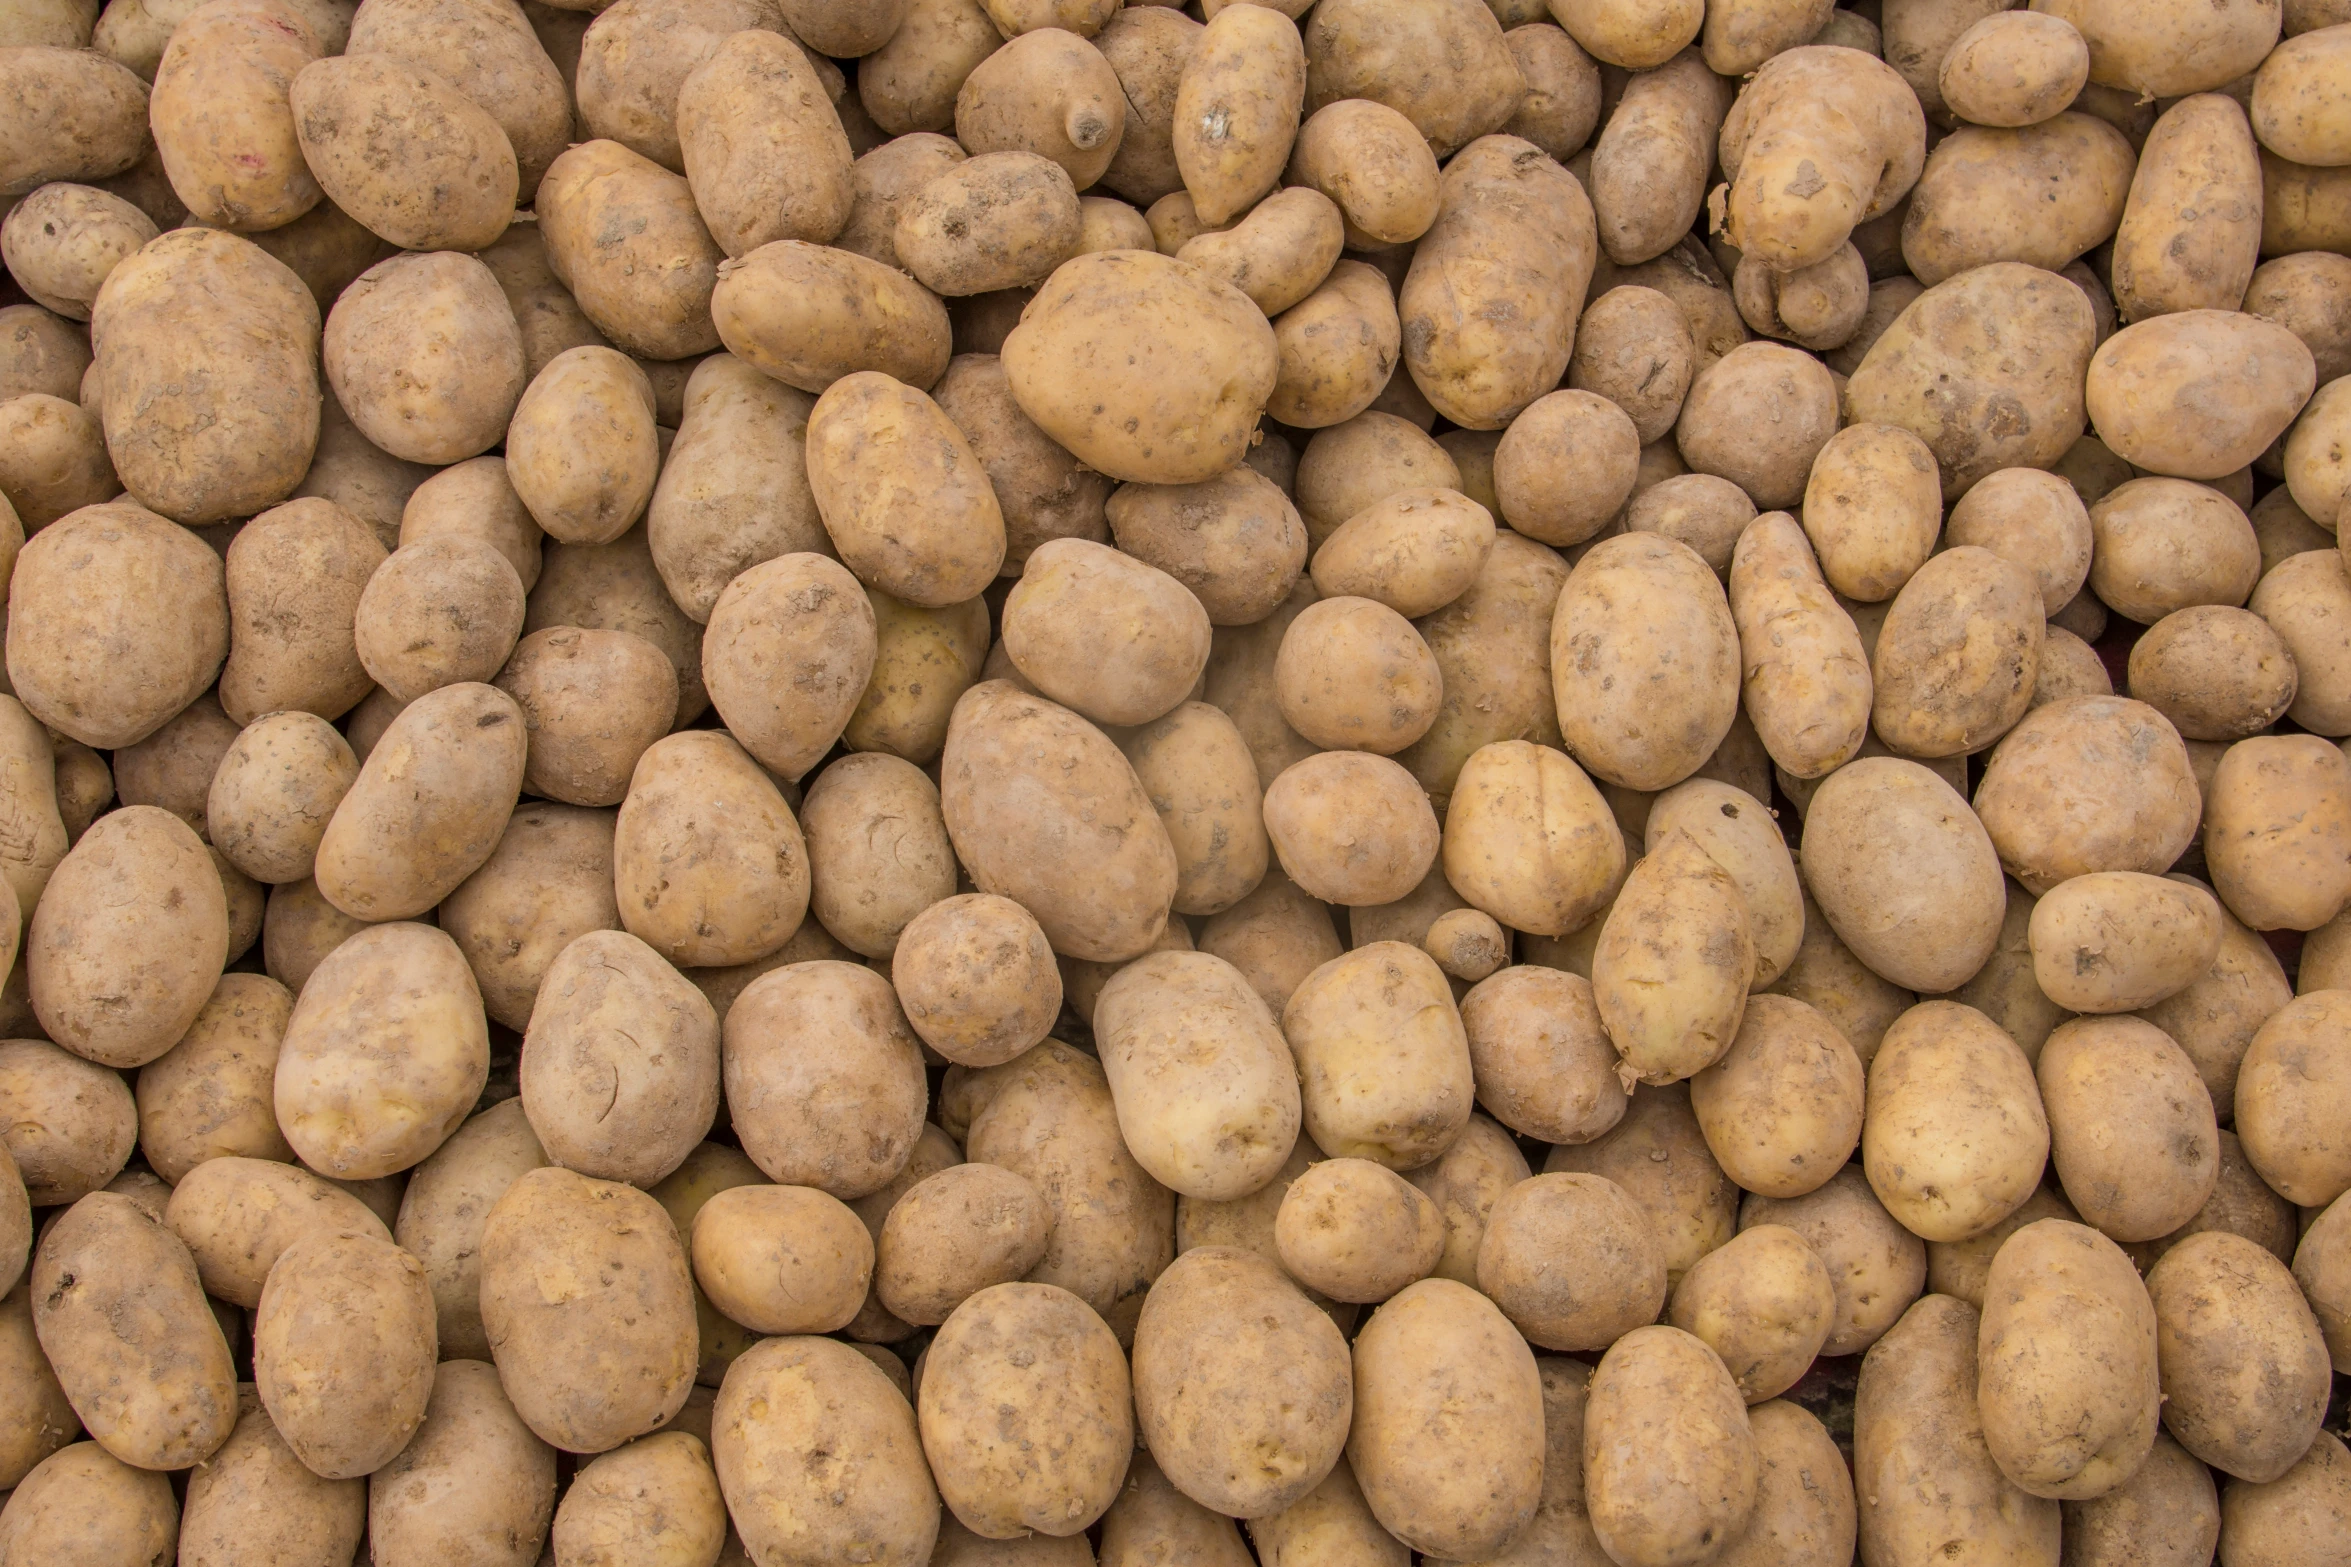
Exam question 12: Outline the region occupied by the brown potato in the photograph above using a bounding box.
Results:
[1284,99,1437,252]
[289,53,514,252]
[1548,1082,1737,1289]
[1004,538,1208,726]
[873,1164,1049,1327]
[1441,738,1621,939]
[1669,1224,1834,1405]
[2252,548,2351,736]
[954,26,1125,190]
[1589,49,1731,271]
[0,183,155,322]
[891,893,1061,1068]
[520,928,717,1186]
[2236,989,2351,1207]
[614,729,810,966]
[722,959,926,1201]
[439,801,619,1031]
[0,46,150,196]
[2090,312,2317,483]
[503,346,658,548]
[1119,702,1268,918]
[217,498,383,724]
[2086,478,2260,626]
[1973,695,2204,895]
[1172,3,1304,225]
[644,357,821,622]
[1582,1323,1760,1567]
[1263,751,1441,907]
[1689,993,1863,1201]
[366,1359,556,1567]
[253,1228,435,1479]
[313,681,525,920]
[2148,1230,2331,1484]
[2030,874,2224,1015]
[1741,1164,1924,1356]
[1899,114,2133,286]
[702,553,877,780]
[1282,941,1471,1170]
[690,1183,871,1336]
[1274,594,1439,754]
[1300,0,1525,157]
[1551,532,1740,790]
[1090,4,1197,205]
[393,1097,546,1362]
[2204,734,2351,932]
[1862,999,2050,1243]
[1476,1171,1665,1351]
[353,537,526,702]
[677,30,852,259]
[149,0,320,233]
[535,140,722,361]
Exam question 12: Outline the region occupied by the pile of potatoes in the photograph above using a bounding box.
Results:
[8,0,2351,1561]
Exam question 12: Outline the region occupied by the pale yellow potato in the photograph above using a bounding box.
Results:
[253,1228,435,1479]
[0,388,113,529]
[1178,189,1344,324]
[288,53,514,252]
[1718,45,1924,274]
[835,133,968,271]
[2146,1229,2331,1487]
[2039,1014,2220,1248]
[721,959,926,1202]
[1799,423,1941,603]
[1476,1171,1665,1352]
[1171,2,1303,225]
[0,45,148,199]
[133,972,293,1181]
[1668,1223,1834,1404]
[538,140,723,361]
[2035,0,2282,100]
[1282,941,1471,1170]
[1935,10,2089,127]
[2237,989,2351,1206]
[203,712,354,886]
[1796,757,2004,990]
[0,181,154,320]
[0,1441,179,1565]
[1869,546,2045,758]
[1861,999,2050,1243]
[519,528,707,722]
[1244,1456,1410,1567]
[1284,97,1438,251]
[1740,1164,1924,1355]
[613,729,810,965]
[842,590,989,766]
[798,754,953,960]
[352,537,526,703]
[954,25,1125,189]
[2136,888,2291,1116]
[1941,467,2093,616]
[1645,777,1799,984]
[494,628,677,806]
[2086,477,2260,626]
[2204,734,2351,931]
[146,0,320,234]
[105,690,234,836]
[2110,95,2263,325]
[1270,1156,1442,1304]
[1582,1324,1760,1567]
[550,1431,727,1567]
[164,1154,388,1307]
[677,30,851,260]
[643,357,820,622]
[2028,873,2224,1015]
[1551,531,1740,790]
[1436,738,1618,939]
[502,346,658,548]
[1972,694,2202,898]
[1293,411,1462,546]
[804,371,1004,606]
[1712,1397,1856,1567]
[1689,993,1863,1201]
[31,1190,236,1470]
[890,893,1061,1067]
[1547,1082,1737,1288]
[1262,750,1440,907]
[2253,547,2351,735]
[312,681,526,920]
[1700,0,1831,74]
[1311,488,1490,623]
[1590,828,1753,1085]
[688,1183,871,1336]
[1978,1218,2161,1501]
[365,1360,557,1567]
[436,802,619,1032]
[1273,594,1439,754]
[1119,701,1268,917]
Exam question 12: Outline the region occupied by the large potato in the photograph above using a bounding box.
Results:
[723,960,926,1200]
[2147,1230,2330,1484]
[254,1228,436,1479]
[480,1164,697,1452]
[1800,756,2005,992]
[2034,0,2282,100]
[1551,532,1739,791]
[1442,739,1621,939]
[1977,1218,2161,1501]
[613,729,810,967]
[289,53,516,251]
[1973,695,2203,894]
[2030,874,2223,1015]
[1862,1000,2051,1243]
[1899,114,2134,287]
[1718,45,1924,274]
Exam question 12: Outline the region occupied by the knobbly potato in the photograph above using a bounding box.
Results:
[536,140,722,361]
[897,152,1079,298]
[874,1163,1050,1326]
[1978,1218,2161,1500]
[393,1098,545,1361]
[1853,1294,2060,1567]
[163,1155,389,1308]
[1273,1156,1443,1303]
[132,972,294,1181]
[677,30,852,259]
[1400,135,1595,431]
[2147,1231,2330,1484]
[1283,941,1471,1170]
[690,1184,872,1335]
[313,682,526,920]
[1263,751,1441,907]
[480,1165,696,1452]
[31,1191,237,1469]
[921,1281,1133,1538]
[1718,46,1925,274]
[253,1228,436,1478]
[1275,595,1441,754]
[1669,1224,1835,1404]
[2204,735,2351,932]
[28,804,225,1068]
[645,357,822,622]
[1742,1165,1925,1356]
[1547,1083,1737,1288]
[702,554,877,780]
[367,1359,557,1566]
[1130,1245,1354,1518]
[1689,993,1864,1201]
[1862,1000,2050,1243]
[1582,1324,1760,1567]
[1347,1277,1544,1557]
[613,729,810,965]
[954,26,1126,190]
[1476,1172,1665,1351]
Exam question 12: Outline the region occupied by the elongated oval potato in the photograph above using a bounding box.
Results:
[2029,874,2223,1015]
[677,29,853,260]
[1441,738,1621,938]
[1729,513,1871,781]
[367,1360,557,1566]
[1978,1218,2161,1501]
[799,752,955,959]
[1310,487,1492,620]
[29,804,225,1068]
[965,1039,1176,1324]
[312,681,525,920]
[504,347,658,547]
[254,1228,436,1479]
[1283,941,1473,1170]
[30,1191,236,1470]
[150,0,322,231]
[806,372,1006,608]
[1863,1000,2050,1243]
[702,553,877,780]
[92,229,320,523]
[2087,310,2318,482]
[939,681,1179,963]
[1347,1276,1544,1557]
[1689,993,1862,1202]
[722,960,927,1200]
[647,355,825,624]
[1096,950,1300,1202]
[1002,248,1276,484]
[219,498,384,724]
[394,1098,545,1362]
[613,729,810,967]
[1583,1324,1760,1566]
[1006,538,1209,727]
[1131,1245,1352,1518]
[0,695,65,924]
[1799,756,2005,992]
[2204,735,2351,934]
[2236,989,2351,1208]
[163,1156,389,1308]
[1871,546,2045,759]
[714,1336,940,1567]
[711,238,949,393]
[479,1165,696,1453]
[1854,1294,2060,1567]
[273,921,488,1179]
[1645,777,1800,986]
[289,53,515,251]
[1120,701,1269,918]
[1590,48,1729,269]
[1174,2,1305,224]
[920,1281,1133,1538]
[896,151,1080,298]
[2113,95,2263,322]
[2147,1230,2330,1484]
[538,139,722,361]
[1593,829,1754,1085]
[1552,532,1740,791]
[1401,135,1595,430]
[178,1400,366,1567]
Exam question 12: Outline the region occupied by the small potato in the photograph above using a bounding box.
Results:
[1347,1276,1544,1557]
[0,389,114,528]
[2236,990,2351,1207]
[367,1359,557,1567]
[690,1183,872,1336]
[521,929,717,1187]
[1801,423,1942,603]
[1668,1224,1834,1404]
[1936,11,2089,127]
[31,1191,237,1470]
[133,973,294,1182]
[205,712,357,885]
[1476,1171,1664,1352]
[551,1431,728,1567]
[394,1098,546,1362]
[539,140,723,362]
[1689,994,1863,1201]
[1294,411,1463,545]
[2087,311,2317,483]
[254,1229,435,1479]
[163,1155,388,1308]
[2246,251,2351,386]
[1274,1156,1445,1304]
[921,1281,1133,1538]
[0,1442,179,1566]
[891,893,1061,1067]
[147,0,320,233]
[1733,242,1869,352]
[1582,1324,1760,1567]
[1311,489,1490,624]
[1862,999,2050,1244]
[2252,548,2351,736]
[676,29,851,260]
[1129,1245,1353,1519]
[874,1164,1050,1327]
[1274,595,1440,754]
[1944,466,2095,616]
[481,1165,697,1452]
[1978,1218,2161,1501]
[353,537,526,703]
[503,347,658,548]
[801,753,955,959]
[0,181,154,320]
[2204,735,2351,932]
[1262,751,1441,907]
[312,681,526,920]
[2147,1231,2331,1484]
[1589,50,1729,271]
[2086,477,2260,625]
[2029,874,2224,1015]
[1547,1082,1737,1289]
[28,804,226,1068]
[289,53,515,252]
[107,692,236,835]
[1551,532,1740,791]
[1282,941,1471,1170]
[1492,389,1640,549]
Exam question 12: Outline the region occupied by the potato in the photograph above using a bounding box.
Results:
[148,0,321,235]
[1672,341,1837,512]
[431,806,616,1034]
[1545,1082,1735,1290]
[492,631,675,807]
[1928,10,2087,127]
[1281,102,1435,258]
[391,1097,545,1361]
[1345,1277,1542,1556]
[920,1281,1131,1538]
[1168,3,1303,226]
[868,1164,1045,1328]
[1469,1171,1662,1353]
[1550,532,1739,791]
[2236,988,2351,1207]
[1722,519,1868,787]
[2143,1231,2329,1486]
[672,30,850,262]
[1590,829,1754,1085]
[954,26,1124,190]
[531,140,720,361]
[349,539,524,707]
[2052,1431,2220,1567]
[0,388,113,529]
[892,152,1077,301]
[2124,604,2297,742]
[797,375,1006,609]
[890,893,1060,1068]
[0,46,150,196]
[177,1397,365,1567]
[2027,873,2223,1017]
[1112,702,1266,919]
[2252,548,2351,735]
[2139,895,2292,1120]
[1978,1218,2161,1500]
[1267,1155,1440,1305]
[1435,742,1616,944]
[1741,1164,1924,1356]
[479,1165,695,1452]
[1666,1224,1833,1408]
[1687,993,1863,1201]
[1398,136,1593,431]
[1197,867,1341,1022]
[795,757,952,963]
[2033,0,2279,99]
[1002,539,1208,727]
[698,558,875,785]
[0,1441,179,1565]
[215,501,383,723]
[720,958,925,1201]
[568,0,776,171]
[1858,999,2049,1243]
[1717,45,1923,275]
[31,1190,236,1469]
[2220,1429,2351,1567]
[162,1154,387,1308]
[0,182,153,321]
[1581,1324,1759,1567]
[2204,735,2351,932]
[1899,114,2133,286]
[2106,96,2263,326]
[338,0,565,199]
[1854,1294,2060,1566]
[252,1229,435,1480]
[549,1431,727,1567]
[312,681,524,920]
[2038,1017,2219,1250]
[202,712,354,886]
[328,256,521,471]
[283,53,512,252]
[1243,1457,1409,1567]
[2088,311,2318,485]
[498,349,658,550]
[1272,595,1438,755]
[640,364,819,623]
[610,728,810,965]
[1584,50,1727,271]
[1971,696,2202,901]
[1487,390,1637,550]
[258,876,368,995]
[1293,413,1462,546]
[0,301,89,401]
[2083,477,2262,627]
[367,1359,557,1567]
[23,804,220,1068]
[1845,261,2096,496]
[1791,423,1937,604]
[1796,757,2005,991]
[2247,251,2351,386]
[1934,468,2089,620]
[683,1183,869,1337]
[1262,261,1401,430]
[9,506,229,754]
[1644,778,1797,986]
[1262,750,1442,908]
[1278,941,1470,1171]
[132,972,293,1182]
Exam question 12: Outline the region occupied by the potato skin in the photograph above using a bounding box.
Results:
[550,1430,728,1567]
[0,1441,180,1566]
[1582,1324,1760,1567]
[2030,874,2224,1016]
[2113,94,2264,322]
[691,1183,872,1336]
[874,1163,1049,1327]
[521,929,717,1187]
[2236,989,2351,1208]
[920,1281,1133,1538]
[1977,1218,2161,1501]
[503,346,658,548]
[2087,311,2318,483]
[539,140,724,361]
[723,960,926,1201]
[702,552,876,780]
[1283,941,1473,1171]
[1974,695,2203,896]
[1301,0,1524,158]
[1592,827,1755,1086]
[289,53,517,252]
[1862,1000,2051,1243]
[1477,1171,1665,1353]
[366,1359,557,1567]
[1347,1277,1544,1558]
[1131,1245,1353,1518]
[254,1229,437,1479]
[30,1190,237,1471]
[177,1399,366,1567]
[1668,1224,1835,1406]
[1590,49,1730,270]
[0,47,151,197]
[2147,1230,2330,1485]
[647,355,825,625]
[1729,513,1871,781]
[220,498,384,724]
[480,1165,697,1453]
[1689,993,1864,1202]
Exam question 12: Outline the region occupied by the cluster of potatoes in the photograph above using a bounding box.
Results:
[8,0,2351,1563]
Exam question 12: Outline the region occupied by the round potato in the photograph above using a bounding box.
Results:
[1477,1171,1665,1353]
[691,1183,872,1336]
[521,929,717,1187]
[890,893,1062,1068]
[1800,756,2006,991]
[290,52,516,252]
[1275,594,1441,754]
[1459,963,1628,1146]
[875,1163,1051,1327]
[205,712,358,884]
[1004,538,1208,727]
[2088,478,2261,625]
[2128,605,2299,741]
[0,1441,179,1567]
[1547,1082,1737,1290]
[1494,389,1642,549]
[1274,1156,1445,1305]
